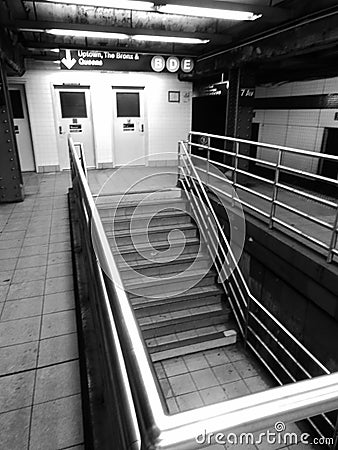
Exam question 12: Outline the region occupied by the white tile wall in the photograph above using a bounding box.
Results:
[284,126,318,171]
[257,124,287,164]
[265,82,293,97]
[288,109,320,127]
[9,60,192,170]
[291,79,325,96]
[263,110,289,125]
[254,76,338,172]
[323,76,338,94]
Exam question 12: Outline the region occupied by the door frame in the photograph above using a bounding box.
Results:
[8,82,36,172]
[318,127,338,179]
[111,85,148,167]
[52,84,97,170]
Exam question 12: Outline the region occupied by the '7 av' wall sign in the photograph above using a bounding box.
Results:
[60,49,194,73]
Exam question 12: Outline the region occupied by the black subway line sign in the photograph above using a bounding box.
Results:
[60,49,194,73]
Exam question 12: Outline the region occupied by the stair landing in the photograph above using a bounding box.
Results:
[154,341,273,414]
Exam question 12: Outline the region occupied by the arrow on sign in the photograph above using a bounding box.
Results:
[61,50,76,69]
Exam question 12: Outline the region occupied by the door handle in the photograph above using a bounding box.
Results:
[141,124,144,132]
[59,126,64,135]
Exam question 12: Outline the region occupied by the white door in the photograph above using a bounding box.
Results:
[9,85,35,172]
[113,88,146,166]
[54,87,95,170]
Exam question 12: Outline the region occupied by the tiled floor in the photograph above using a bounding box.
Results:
[0,172,83,450]
[155,344,271,413]
[154,346,316,450]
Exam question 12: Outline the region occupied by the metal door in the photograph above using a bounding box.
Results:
[54,87,95,170]
[112,88,146,166]
[9,85,35,172]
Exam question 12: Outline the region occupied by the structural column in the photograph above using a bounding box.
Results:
[0,59,24,203]
[225,66,255,180]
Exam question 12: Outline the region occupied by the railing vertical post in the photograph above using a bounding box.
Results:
[243,293,251,349]
[269,148,282,229]
[207,147,210,186]
[327,205,338,263]
[177,141,181,186]
[232,141,239,206]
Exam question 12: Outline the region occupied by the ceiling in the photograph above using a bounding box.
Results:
[1,0,338,82]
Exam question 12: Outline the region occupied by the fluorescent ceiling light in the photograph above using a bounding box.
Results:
[42,0,154,11]
[24,28,208,44]
[158,5,262,21]
[46,29,130,39]
[133,35,209,44]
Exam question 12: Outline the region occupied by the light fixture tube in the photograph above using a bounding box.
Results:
[24,28,209,44]
[39,28,209,44]
[46,29,130,39]
[158,5,262,21]
[133,35,209,44]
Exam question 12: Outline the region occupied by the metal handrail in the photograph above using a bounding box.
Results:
[188,131,338,263]
[178,141,330,373]
[69,135,338,449]
[69,137,141,449]
[74,141,88,178]
[178,140,338,442]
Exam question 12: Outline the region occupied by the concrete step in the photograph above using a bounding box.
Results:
[150,330,237,362]
[111,237,202,264]
[141,303,229,338]
[95,188,183,207]
[125,269,216,298]
[101,209,191,232]
[132,285,224,317]
[118,253,210,281]
[108,223,197,247]
[145,323,229,346]
[98,197,187,219]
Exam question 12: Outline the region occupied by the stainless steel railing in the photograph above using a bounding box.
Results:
[178,139,337,441]
[187,131,338,263]
[69,137,141,449]
[69,135,338,449]
[73,141,87,178]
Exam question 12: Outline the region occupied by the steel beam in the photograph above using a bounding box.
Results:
[0,60,24,203]
[196,8,338,75]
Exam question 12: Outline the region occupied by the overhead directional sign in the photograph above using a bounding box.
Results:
[59,49,194,74]
[61,49,76,70]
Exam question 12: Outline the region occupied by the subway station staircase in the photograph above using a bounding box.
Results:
[96,188,237,365]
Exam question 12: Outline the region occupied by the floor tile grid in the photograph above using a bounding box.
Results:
[155,347,271,415]
[156,348,314,449]
[0,173,84,450]
[0,192,40,320]
[0,176,52,450]
[28,175,83,450]
[27,178,62,449]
